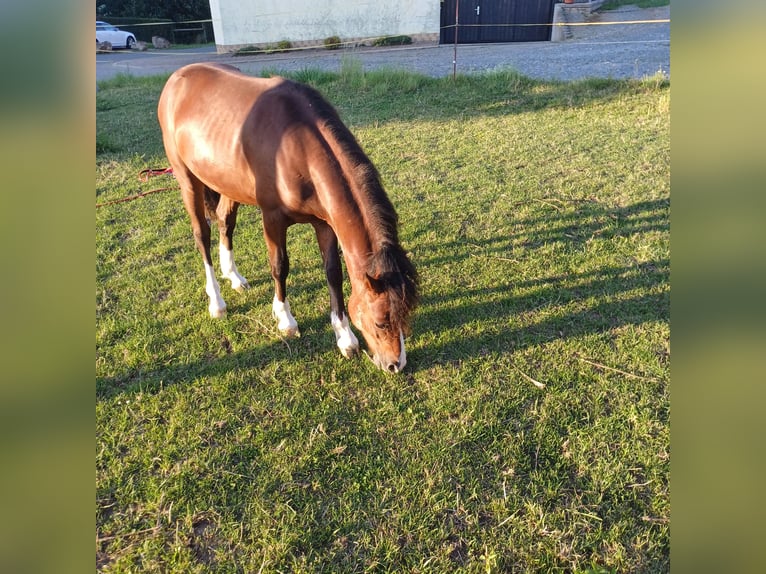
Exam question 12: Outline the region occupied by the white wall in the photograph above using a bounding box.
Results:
[209,0,440,52]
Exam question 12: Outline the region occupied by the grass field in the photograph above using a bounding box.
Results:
[96,64,669,572]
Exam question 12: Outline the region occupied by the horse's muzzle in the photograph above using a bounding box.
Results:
[366,331,407,374]
[365,351,402,374]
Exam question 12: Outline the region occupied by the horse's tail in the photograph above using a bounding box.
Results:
[203,186,220,220]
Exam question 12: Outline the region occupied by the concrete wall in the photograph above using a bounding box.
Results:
[209,0,440,52]
[551,1,607,42]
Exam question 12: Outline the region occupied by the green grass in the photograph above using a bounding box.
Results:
[97,65,669,572]
[372,35,413,47]
[600,0,669,10]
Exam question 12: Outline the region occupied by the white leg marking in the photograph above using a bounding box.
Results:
[331,312,360,359]
[398,330,407,372]
[272,295,300,337]
[204,262,226,318]
[219,243,249,292]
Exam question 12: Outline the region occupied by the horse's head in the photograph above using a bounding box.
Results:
[348,243,418,373]
[349,273,410,373]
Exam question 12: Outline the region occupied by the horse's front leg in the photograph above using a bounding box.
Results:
[215,195,249,293]
[313,221,359,358]
[263,211,300,338]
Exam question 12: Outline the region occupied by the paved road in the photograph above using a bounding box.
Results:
[96,5,669,83]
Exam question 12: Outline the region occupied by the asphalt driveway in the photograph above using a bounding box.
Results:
[96,5,669,83]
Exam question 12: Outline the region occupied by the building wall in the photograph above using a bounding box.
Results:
[209,0,440,52]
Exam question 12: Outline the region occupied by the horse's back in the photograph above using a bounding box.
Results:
[159,63,281,119]
[158,64,290,204]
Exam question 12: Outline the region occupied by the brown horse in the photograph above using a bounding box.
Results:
[157,63,418,373]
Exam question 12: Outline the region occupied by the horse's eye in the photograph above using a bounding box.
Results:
[375,322,389,330]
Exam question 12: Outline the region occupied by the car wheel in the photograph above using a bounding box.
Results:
[127,36,136,49]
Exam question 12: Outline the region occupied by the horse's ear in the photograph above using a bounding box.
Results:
[365,273,386,294]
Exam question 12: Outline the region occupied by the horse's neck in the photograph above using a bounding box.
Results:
[329,205,375,283]
[312,153,381,282]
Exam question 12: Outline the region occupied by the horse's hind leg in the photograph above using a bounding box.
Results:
[262,210,300,337]
[214,194,249,293]
[179,177,227,318]
[313,221,359,358]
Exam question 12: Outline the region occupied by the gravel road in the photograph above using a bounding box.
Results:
[96,5,669,83]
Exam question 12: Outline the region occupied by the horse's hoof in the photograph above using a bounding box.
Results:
[339,345,359,359]
[209,307,227,319]
[232,282,249,294]
[279,326,300,338]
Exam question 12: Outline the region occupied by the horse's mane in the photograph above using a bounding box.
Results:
[367,243,419,335]
[284,80,419,329]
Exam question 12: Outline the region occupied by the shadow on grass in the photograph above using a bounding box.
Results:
[98,197,667,395]
[407,197,669,367]
[96,311,348,400]
[411,199,668,267]
[412,263,668,367]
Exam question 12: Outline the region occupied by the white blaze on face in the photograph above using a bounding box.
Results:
[331,312,359,358]
[398,330,407,372]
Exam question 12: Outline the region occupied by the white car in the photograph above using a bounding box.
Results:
[96,21,137,50]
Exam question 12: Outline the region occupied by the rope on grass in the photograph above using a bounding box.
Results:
[96,168,176,209]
